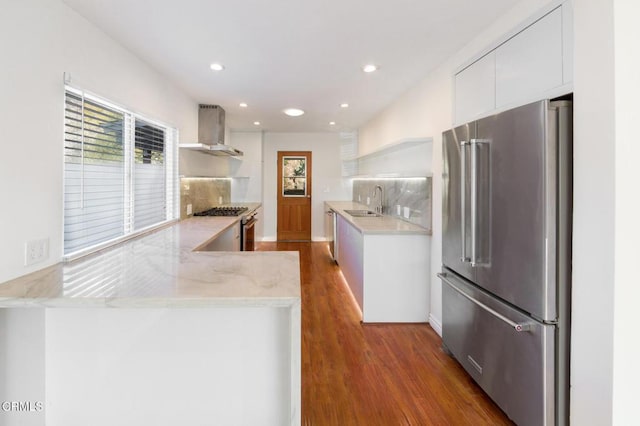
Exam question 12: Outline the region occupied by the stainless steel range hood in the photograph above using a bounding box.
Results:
[179,105,243,157]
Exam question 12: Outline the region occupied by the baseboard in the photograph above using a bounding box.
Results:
[312,237,328,242]
[429,313,442,337]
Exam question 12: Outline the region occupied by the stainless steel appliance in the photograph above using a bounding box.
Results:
[324,208,337,262]
[178,105,243,156]
[192,206,257,251]
[193,206,248,217]
[439,99,572,426]
[241,209,258,251]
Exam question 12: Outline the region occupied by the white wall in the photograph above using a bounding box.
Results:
[612,1,640,423]
[179,150,230,177]
[358,0,553,329]
[229,131,263,203]
[0,0,198,284]
[230,131,265,240]
[262,133,351,241]
[572,0,615,423]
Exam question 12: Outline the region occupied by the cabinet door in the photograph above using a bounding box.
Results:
[336,215,363,311]
[495,7,563,108]
[455,51,496,125]
[232,222,241,251]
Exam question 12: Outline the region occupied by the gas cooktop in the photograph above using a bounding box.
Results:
[193,207,249,217]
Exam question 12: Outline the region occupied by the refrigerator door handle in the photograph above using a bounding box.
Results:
[469,139,489,267]
[437,273,533,332]
[470,140,478,266]
[460,141,470,263]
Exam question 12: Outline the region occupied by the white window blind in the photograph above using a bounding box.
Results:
[63,88,178,257]
[134,119,167,230]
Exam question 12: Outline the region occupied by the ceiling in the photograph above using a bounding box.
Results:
[62,0,517,133]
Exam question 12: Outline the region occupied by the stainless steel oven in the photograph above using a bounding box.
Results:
[241,210,258,251]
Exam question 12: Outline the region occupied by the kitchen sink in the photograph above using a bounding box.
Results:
[344,209,382,217]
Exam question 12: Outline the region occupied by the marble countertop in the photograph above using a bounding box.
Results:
[0,214,300,308]
[325,201,431,235]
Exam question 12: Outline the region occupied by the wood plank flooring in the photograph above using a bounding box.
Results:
[258,241,513,426]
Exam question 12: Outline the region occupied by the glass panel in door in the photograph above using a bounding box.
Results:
[282,156,307,197]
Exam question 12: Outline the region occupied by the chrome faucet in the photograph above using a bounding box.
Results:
[373,185,384,214]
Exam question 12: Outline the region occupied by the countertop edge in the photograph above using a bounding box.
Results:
[0,296,301,309]
[325,201,432,236]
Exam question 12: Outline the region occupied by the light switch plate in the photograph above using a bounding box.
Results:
[24,238,49,266]
[186,204,193,215]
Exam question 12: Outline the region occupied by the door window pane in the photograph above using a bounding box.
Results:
[282,156,306,196]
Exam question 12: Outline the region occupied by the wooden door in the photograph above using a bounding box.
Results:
[277,151,312,241]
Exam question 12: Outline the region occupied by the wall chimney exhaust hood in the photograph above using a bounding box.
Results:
[179,105,243,157]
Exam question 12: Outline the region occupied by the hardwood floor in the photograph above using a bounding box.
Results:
[258,241,513,426]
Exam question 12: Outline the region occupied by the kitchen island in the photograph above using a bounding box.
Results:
[325,201,430,323]
[0,216,300,426]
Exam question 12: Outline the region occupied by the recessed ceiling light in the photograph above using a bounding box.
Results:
[210,63,225,71]
[340,103,349,108]
[253,121,261,126]
[329,121,336,126]
[362,64,378,73]
[283,108,305,117]
[239,103,248,108]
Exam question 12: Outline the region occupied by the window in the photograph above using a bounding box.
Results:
[63,88,178,257]
[282,156,307,197]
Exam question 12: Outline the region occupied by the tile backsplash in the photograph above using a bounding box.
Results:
[180,178,231,219]
[352,177,432,230]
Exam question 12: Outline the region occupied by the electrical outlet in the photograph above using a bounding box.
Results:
[366,197,370,205]
[186,204,193,215]
[218,196,223,204]
[24,238,49,266]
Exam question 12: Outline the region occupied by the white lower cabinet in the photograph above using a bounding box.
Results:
[336,214,364,309]
[336,214,430,323]
[196,222,241,251]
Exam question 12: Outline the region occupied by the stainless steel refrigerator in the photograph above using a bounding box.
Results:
[439,99,572,426]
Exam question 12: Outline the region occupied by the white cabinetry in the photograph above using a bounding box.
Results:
[495,7,563,108]
[336,214,364,309]
[335,214,430,323]
[196,222,241,251]
[455,52,496,124]
[454,3,573,124]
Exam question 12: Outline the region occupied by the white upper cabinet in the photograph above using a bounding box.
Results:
[454,2,573,125]
[455,51,496,124]
[495,7,563,108]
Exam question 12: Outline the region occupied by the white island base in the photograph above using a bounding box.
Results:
[0,218,301,426]
[1,305,300,426]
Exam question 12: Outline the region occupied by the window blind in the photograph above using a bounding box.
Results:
[63,88,178,257]
[134,120,166,230]
[64,91,125,254]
